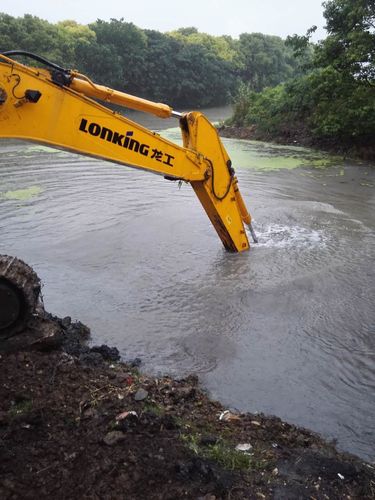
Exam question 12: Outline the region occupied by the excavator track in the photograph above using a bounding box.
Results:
[0,256,64,352]
[0,255,41,338]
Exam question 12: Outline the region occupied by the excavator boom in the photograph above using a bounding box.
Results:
[0,51,255,252]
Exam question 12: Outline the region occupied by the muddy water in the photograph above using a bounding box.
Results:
[0,107,374,461]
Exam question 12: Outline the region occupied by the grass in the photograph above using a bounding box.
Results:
[8,399,33,418]
[142,402,165,417]
[181,433,264,472]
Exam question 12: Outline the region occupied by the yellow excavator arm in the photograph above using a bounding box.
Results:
[0,51,257,252]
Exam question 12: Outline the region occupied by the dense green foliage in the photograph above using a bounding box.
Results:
[0,14,300,107]
[316,0,375,82]
[236,33,297,91]
[230,0,375,149]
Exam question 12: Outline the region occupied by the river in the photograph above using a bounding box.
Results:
[0,106,374,461]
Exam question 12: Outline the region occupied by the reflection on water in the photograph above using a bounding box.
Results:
[0,109,374,461]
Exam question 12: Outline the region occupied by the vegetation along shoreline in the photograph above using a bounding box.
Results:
[1,0,373,159]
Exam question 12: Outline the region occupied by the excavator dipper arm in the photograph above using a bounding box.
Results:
[0,52,256,253]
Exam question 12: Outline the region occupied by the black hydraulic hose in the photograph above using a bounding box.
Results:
[1,50,68,73]
[206,158,233,201]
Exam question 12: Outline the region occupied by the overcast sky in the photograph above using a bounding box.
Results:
[0,0,327,40]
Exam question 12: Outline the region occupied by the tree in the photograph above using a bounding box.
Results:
[171,41,235,106]
[0,14,95,68]
[56,21,96,67]
[236,33,296,91]
[170,29,237,62]
[0,14,63,62]
[316,0,375,82]
[88,19,147,93]
[0,13,303,108]
[139,30,182,102]
[230,0,375,150]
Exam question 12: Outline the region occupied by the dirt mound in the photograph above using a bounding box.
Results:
[0,316,373,499]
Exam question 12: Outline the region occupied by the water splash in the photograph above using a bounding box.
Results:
[254,223,327,249]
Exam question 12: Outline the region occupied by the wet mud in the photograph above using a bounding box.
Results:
[0,310,374,499]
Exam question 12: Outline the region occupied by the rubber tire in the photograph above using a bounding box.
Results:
[0,255,41,338]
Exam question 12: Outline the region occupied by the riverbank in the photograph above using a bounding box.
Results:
[1,315,374,499]
[218,125,375,162]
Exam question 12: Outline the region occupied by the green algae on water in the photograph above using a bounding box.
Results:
[221,138,344,172]
[144,127,345,172]
[2,186,43,201]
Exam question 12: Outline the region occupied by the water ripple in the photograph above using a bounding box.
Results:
[0,135,374,461]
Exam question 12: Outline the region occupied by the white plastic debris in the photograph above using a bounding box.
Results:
[219,410,229,420]
[235,443,252,452]
[219,410,240,422]
[337,473,345,480]
[115,410,138,422]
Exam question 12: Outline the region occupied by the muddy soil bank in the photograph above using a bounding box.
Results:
[218,125,375,162]
[0,315,374,499]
